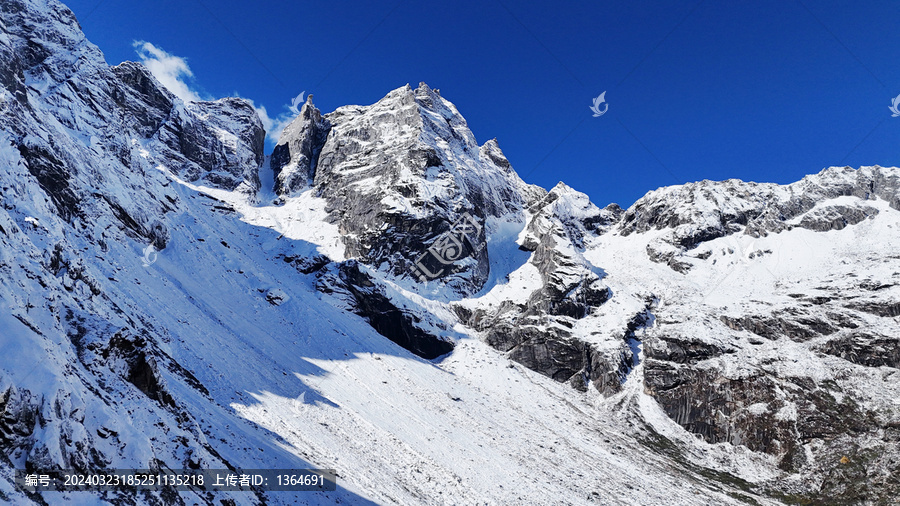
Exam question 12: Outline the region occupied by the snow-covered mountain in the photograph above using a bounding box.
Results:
[1,0,897,504]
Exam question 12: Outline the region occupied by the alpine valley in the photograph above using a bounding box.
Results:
[1,0,898,504]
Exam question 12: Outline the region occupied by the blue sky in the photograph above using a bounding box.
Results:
[66,0,900,207]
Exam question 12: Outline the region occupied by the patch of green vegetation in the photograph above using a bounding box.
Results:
[640,426,763,504]
[768,491,816,505]
[694,467,755,494]
[725,491,761,505]
[638,429,685,461]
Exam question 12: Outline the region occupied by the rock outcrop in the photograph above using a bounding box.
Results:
[618,166,900,272]
[275,82,539,296]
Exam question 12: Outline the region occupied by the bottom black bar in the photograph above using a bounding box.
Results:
[15,469,337,492]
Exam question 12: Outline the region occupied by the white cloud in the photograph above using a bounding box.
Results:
[249,101,274,133]
[265,111,297,145]
[243,98,296,146]
[133,41,204,103]
[133,41,297,146]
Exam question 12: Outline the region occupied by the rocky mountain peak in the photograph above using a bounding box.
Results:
[2,0,264,220]
[1,0,102,88]
[270,83,540,296]
[271,94,331,195]
[801,165,900,208]
[478,138,513,172]
[617,165,900,272]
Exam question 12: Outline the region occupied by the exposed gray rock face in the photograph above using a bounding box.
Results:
[270,94,331,195]
[797,204,879,232]
[455,184,617,389]
[0,1,278,502]
[110,61,266,195]
[637,257,900,503]
[154,97,265,194]
[316,261,454,359]
[560,164,900,503]
[607,167,900,489]
[521,182,622,251]
[271,83,548,357]
[110,61,175,138]
[643,304,898,500]
[818,333,900,368]
[1,0,264,207]
[618,166,899,271]
[276,82,538,296]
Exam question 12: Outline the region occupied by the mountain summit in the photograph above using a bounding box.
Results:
[271,82,539,296]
